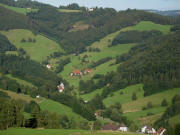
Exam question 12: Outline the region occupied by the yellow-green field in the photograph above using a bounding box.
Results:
[0,3,38,15]
[58,9,82,13]
[0,128,139,135]
[1,29,64,62]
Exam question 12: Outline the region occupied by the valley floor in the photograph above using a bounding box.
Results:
[0,128,140,135]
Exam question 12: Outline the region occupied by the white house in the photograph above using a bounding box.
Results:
[46,64,51,69]
[141,125,147,133]
[36,95,40,98]
[141,125,156,134]
[57,83,65,93]
[146,126,156,134]
[119,123,128,132]
[86,8,94,12]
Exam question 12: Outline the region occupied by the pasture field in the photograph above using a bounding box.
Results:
[122,87,180,113]
[0,89,40,103]
[0,128,140,135]
[121,21,172,34]
[0,90,85,121]
[103,84,144,107]
[39,99,85,121]
[169,114,180,126]
[58,9,82,13]
[1,29,64,62]
[6,74,36,88]
[0,3,38,15]
[59,21,171,90]
[123,107,166,126]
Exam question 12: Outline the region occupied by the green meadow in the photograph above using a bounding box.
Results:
[6,74,36,88]
[1,29,64,62]
[122,87,180,113]
[0,3,38,15]
[59,21,172,90]
[39,99,85,121]
[103,84,144,107]
[58,9,82,13]
[0,128,140,135]
[0,89,85,121]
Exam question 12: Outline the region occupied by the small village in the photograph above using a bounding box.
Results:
[45,64,167,135]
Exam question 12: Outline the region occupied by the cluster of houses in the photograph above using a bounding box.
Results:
[101,123,166,135]
[70,68,91,76]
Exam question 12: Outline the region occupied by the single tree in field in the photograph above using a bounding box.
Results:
[132,92,137,101]
[161,98,168,106]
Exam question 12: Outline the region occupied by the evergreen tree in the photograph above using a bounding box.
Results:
[161,98,168,106]
[132,92,137,101]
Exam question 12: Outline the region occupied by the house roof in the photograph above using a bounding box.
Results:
[72,70,81,74]
[120,123,126,127]
[58,86,63,90]
[85,68,91,72]
[101,123,119,130]
[156,128,166,134]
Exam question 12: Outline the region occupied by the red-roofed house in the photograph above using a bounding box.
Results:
[46,64,51,69]
[84,68,91,74]
[57,83,65,93]
[154,128,166,135]
[70,70,82,76]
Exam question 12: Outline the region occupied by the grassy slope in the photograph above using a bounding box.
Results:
[6,74,36,88]
[39,99,85,121]
[0,3,38,15]
[0,128,140,135]
[122,87,180,126]
[0,89,85,121]
[103,84,144,107]
[169,114,180,126]
[122,87,180,113]
[59,21,171,89]
[1,29,64,62]
[58,9,82,13]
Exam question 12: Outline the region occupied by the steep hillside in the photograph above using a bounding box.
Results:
[0,3,38,15]
[1,29,64,62]
[0,89,85,121]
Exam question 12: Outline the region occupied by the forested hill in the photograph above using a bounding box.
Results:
[101,31,180,98]
[1,0,179,54]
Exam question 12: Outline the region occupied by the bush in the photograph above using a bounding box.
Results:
[147,102,153,109]
[161,98,168,106]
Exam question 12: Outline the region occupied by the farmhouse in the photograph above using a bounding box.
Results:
[94,109,103,117]
[101,123,119,131]
[70,70,82,76]
[46,64,51,69]
[118,123,128,132]
[86,8,94,12]
[141,125,156,134]
[154,128,166,135]
[57,83,65,93]
[84,68,91,74]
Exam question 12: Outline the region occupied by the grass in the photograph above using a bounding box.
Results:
[1,29,64,62]
[0,128,140,135]
[6,74,36,88]
[169,114,180,126]
[39,99,85,121]
[123,107,166,126]
[59,21,171,90]
[0,3,38,15]
[0,89,40,103]
[121,21,172,34]
[81,88,104,101]
[103,84,144,107]
[122,87,180,113]
[0,89,85,121]
[58,9,82,13]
